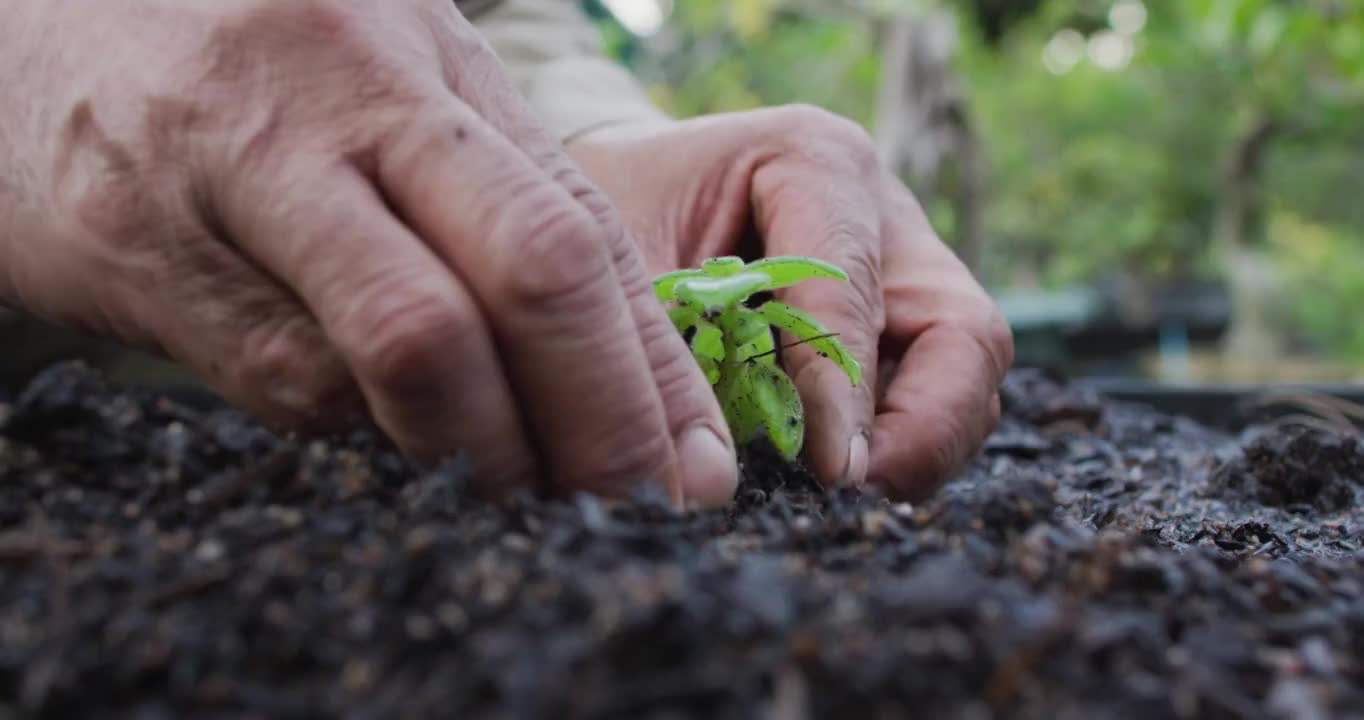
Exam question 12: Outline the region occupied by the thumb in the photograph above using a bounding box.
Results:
[749,115,885,488]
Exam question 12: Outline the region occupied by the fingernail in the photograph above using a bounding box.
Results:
[842,431,869,487]
[677,425,738,510]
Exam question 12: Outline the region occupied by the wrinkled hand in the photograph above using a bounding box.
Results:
[0,1,738,507]
[569,107,1015,500]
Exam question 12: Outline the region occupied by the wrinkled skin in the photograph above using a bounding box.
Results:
[569,112,1014,500]
[0,1,735,508]
[0,1,1011,508]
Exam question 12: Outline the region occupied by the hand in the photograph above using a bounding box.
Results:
[568,106,1015,501]
[0,1,738,508]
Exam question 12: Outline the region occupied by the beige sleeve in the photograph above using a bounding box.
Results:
[466,0,671,143]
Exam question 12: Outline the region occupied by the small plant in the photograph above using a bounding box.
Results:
[653,256,862,462]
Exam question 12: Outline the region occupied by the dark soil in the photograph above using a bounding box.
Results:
[1,362,1362,720]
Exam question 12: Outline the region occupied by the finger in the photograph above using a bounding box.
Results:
[214,160,539,496]
[573,181,739,509]
[134,223,365,434]
[750,130,885,488]
[868,182,1013,501]
[428,17,737,508]
[374,98,684,503]
[548,153,737,508]
[868,325,1006,501]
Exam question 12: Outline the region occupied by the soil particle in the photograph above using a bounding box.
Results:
[0,362,1361,719]
[1213,425,1362,513]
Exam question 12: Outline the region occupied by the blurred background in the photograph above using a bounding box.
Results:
[3,0,1360,430]
[585,0,1364,402]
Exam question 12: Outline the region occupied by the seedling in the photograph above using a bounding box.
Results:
[653,256,862,462]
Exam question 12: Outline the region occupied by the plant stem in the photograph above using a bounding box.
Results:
[715,306,740,403]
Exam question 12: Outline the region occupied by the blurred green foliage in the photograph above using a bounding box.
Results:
[591,0,1364,365]
[1270,211,1364,362]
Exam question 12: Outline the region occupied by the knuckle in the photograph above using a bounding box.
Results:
[233,0,367,46]
[797,232,884,341]
[773,104,879,175]
[822,222,881,286]
[553,163,624,237]
[960,301,1015,381]
[210,1,424,140]
[828,300,880,358]
[238,320,306,389]
[239,314,355,423]
[578,427,673,495]
[498,196,610,309]
[919,410,968,483]
[604,222,655,302]
[67,182,151,252]
[380,114,465,180]
[773,103,842,136]
[643,320,707,406]
[539,159,632,276]
[208,0,380,83]
[816,216,879,259]
[348,288,468,395]
[929,286,1015,383]
[984,310,1016,373]
[296,0,366,39]
[877,410,964,502]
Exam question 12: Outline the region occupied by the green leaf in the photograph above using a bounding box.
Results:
[746,256,848,290]
[668,306,700,336]
[734,320,776,366]
[653,269,707,301]
[673,272,772,313]
[757,301,863,387]
[729,308,770,345]
[749,362,805,461]
[720,364,763,445]
[701,256,746,276]
[698,356,720,385]
[692,319,724,362]
[719,361,805,460]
